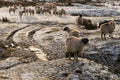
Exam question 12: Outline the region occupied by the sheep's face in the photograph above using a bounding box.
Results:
[79,14,82,18]
[63,27,69,31]
[81,38,89,45]
[87,20,92,24]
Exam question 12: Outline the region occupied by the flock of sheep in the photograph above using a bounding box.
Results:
[8,2,116,62]
[8,2,66,18]
[64,14,116,62]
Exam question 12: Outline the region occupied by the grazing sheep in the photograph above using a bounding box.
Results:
[85,21,98,30]
[19,11,24,18]
[100,20,116,40]
[63,27,80,37]
[58,9,66,16]
[65,36,89,62]
[9,7,17,14]
[29,8,34,16]
[23,7,29,16]
[53,8,58,15]
[42,8,51,14]
[50,3,57,9]
[44,2,51,9]
[36,7,42,14]
[76,15,92,27]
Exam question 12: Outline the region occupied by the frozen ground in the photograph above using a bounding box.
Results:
[0,3,119,80]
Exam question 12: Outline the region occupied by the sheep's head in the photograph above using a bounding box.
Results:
[81,38,89,45]
[63,27,70,31]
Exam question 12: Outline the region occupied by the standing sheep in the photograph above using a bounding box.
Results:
[42,8,51,14]
[65,36,89,62]
[58,9,66,16]
[19,11,24,18]
[29,8,34,16]
[53,8,58,15]
[100,20,116,40]
[63,27,80,37]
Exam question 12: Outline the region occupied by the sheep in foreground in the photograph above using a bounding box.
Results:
[65,36,89,62]
[100,20,116,40]
[63,27,80,37]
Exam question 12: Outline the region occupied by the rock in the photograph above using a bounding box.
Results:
[0,57,22,70]
[67,74,79,80]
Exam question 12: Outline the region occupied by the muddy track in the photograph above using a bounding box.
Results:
[5,25,30,43]
[27,28,42,41]
[29,21,76,26]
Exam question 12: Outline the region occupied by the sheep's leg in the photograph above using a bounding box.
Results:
[104,34,106,40]
[101,33,104,40]
[109,33,113,39]
[74,52,78,62]
[69,52,71,60]
[65,51,71,60]
[74,52,76,61]
[76,52,79,62]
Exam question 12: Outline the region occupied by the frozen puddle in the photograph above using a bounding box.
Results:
[29,46,48,61]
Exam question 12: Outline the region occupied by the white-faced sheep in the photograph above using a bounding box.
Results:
[65,36,89,62]
[100,20,116,40]
[63,27,80,37]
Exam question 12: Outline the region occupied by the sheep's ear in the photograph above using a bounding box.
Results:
[81,38,89,45]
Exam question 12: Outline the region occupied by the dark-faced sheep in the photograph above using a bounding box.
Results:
[77,15,92,27]
[58,9,66,16]
[100,20,116,40]
[63,27,80,37]
[65,36,89,62]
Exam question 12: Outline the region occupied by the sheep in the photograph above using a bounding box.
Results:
[76,15,92,27]
[42,8,51,14]
[29,8,34,16]
[19,11,24,18]
[23,7,29,16]
[36,7,42,14]
[63,27,80,37]
[9,7,17,15]
[53,8,58,15]
[58,9,66,16]
[100,20,116,40]
[65,36,89,62]
[98,20,110,28]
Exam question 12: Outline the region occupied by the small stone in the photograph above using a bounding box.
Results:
[67,74,79,80]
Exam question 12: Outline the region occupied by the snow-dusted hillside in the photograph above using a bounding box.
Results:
[0,3,120,24]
